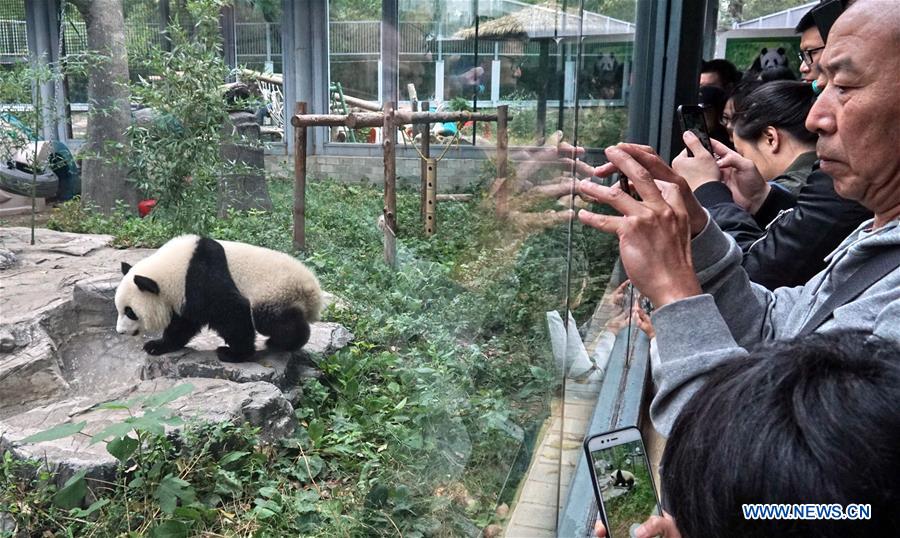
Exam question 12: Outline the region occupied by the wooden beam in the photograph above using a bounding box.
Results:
[333,93,381,111]
[293,102,307,251]
[436,193,473,202]
[291,110,500,129]
[424,158,436,237]
[420,100,430,222]
[383,101,398,268]
[496,105,509,217]
[536,40,550,142]
[397,110,498,124]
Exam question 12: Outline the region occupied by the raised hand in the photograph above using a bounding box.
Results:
[577,144,704,308]
[709,138,770,214]
[671,131,722,190]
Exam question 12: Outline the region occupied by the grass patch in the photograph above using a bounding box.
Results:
[5,173,619,536]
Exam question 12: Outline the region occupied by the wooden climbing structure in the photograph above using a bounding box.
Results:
[291,103,510,267]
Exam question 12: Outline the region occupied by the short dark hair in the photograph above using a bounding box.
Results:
[701,59,742,88]
[661,332,900,538]
[731,80,817,145]
[794,10,816,33]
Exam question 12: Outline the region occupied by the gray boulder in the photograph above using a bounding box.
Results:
[0,228,353,479]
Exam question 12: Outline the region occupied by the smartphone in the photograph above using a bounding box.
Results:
[584,426,662,538]
[613,171,632,197]
[677,104,714,157]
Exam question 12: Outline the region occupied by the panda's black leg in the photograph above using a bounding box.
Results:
[254,306,309,352]
[144,313,202,356]
[211,300,256,362]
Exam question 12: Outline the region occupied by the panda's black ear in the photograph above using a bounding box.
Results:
[761,47,768,54]
[121,262,132,275]
[777,47,785,55]
[133,275,160,295]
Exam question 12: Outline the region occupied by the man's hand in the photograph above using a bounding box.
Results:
[671,131,721,190]
[710,139,771,214]
[595,512,682,538]
[577,144,703,308]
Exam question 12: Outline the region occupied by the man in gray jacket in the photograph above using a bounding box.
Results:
[577,0,900,436]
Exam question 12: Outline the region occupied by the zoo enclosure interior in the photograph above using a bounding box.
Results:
[0,0,713,535]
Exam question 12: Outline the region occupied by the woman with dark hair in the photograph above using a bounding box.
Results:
[729,80,818,195]
[673,79,871,290]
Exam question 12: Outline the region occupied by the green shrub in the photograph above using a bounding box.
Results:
[125,0,254,235]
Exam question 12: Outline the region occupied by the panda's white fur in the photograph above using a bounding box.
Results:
[115,235,322,361]
[610,469,636,489]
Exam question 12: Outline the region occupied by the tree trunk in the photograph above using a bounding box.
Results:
[70,0,137,214]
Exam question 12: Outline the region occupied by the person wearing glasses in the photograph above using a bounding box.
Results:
[795,11,826,83]
[577,0,900,442]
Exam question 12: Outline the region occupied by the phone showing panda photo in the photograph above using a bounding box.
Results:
[677,104,715,157]
[584,427,661,538]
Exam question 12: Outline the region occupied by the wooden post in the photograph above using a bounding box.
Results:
[496,105,509,217]
[293,102,307,251]
[536,40,550,143]
[420,100,430,222]
[383,101,398,267]
[425,158,437,237]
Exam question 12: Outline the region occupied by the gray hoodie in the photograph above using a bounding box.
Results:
[649,215,900,436]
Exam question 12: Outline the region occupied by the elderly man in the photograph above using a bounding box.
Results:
[577,0,900,435]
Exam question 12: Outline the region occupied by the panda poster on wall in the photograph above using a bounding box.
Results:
[724,37,802,78]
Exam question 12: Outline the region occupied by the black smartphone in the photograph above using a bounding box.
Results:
[613,171,632,197]
[584,426,662,538]
[677,104,714,157]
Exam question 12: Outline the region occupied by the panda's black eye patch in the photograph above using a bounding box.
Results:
[124,306,138,320]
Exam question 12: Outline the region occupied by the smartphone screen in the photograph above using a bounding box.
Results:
[677,105,714,157]
[585,429,661,538]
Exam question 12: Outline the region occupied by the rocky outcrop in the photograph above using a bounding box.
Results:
[0,228,352,478]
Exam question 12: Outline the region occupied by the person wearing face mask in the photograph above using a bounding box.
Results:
[576,0,900,441]
[672,80,870,290]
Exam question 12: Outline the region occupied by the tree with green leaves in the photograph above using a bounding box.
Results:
[722,0,813,26]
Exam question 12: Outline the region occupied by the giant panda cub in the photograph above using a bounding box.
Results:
[115,235,323,362]
[610,469,635,490]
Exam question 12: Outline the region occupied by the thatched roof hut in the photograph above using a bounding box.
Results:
[451,2,634,41]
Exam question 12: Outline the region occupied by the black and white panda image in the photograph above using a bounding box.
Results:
[115,235,323,363]
[610,469,636,490]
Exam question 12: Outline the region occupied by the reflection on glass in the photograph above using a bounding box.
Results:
[329,3,381,104]
[234,2,283,74]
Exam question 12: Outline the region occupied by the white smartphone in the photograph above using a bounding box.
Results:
[583,426,662,538]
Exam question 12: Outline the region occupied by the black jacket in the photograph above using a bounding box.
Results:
[693,164,872,290]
